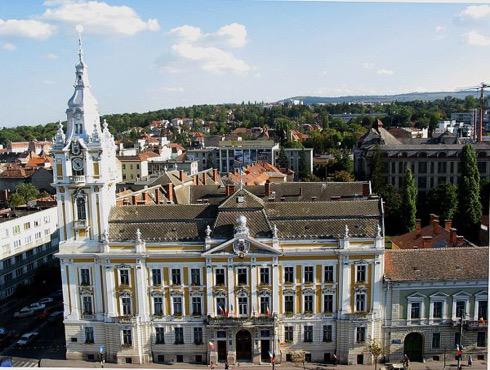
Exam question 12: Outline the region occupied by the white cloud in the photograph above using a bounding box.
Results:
[0,19,56,39]
[361,62,374,69]
[376,68,394,75]
[45,52,58,59]
[2,42,16,51]
[435,25,445,33]
[160,86,185,93]
[43,0,160,36]
[167,23,251,74]
[465,30,490,46]
[461,5,490,20]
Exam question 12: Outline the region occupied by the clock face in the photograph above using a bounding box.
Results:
[72,158,84,171]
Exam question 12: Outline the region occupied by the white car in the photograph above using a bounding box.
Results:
[16,332,39,347]
[38,297,54,305]
[29,302,46,312]
[13,307,34,318]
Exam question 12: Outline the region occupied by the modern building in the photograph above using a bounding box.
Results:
[434,120,473,138]
[0,205,59,299]
[354,120,490,192]
[384,247,488,363]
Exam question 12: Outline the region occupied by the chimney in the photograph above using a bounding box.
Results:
[415,219,422,233]
[422,235,433,248]
[456,235,464,245]
[141,192,147,203]
[450,228,457,246]
[265,180,271,196]
[212,168,219,182]
[226,184,235,196]
[202,172,207,185]
[165,183,174,203]
[432,217,441,235]
[179,170,184,181]
[155,188,161,204]
[444,219,452,231]
[131,195,137,205]
[193,174,198,185]
[430,214,438,223]
[362,182,371,196]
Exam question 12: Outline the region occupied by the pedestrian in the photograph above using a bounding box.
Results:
[224,360,229,369]
[332,353,338,366]
[37,359,41,368]
[210,361,216,370]
[402,354,410,369]
[468,355,473,366]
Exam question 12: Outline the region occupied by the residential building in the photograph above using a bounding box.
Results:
[354,120,490,192]
[148,159,199,176]
[0,205,59,299]
[226,162,288,186]
[384,248,488,363]
[434,120,473,138]
[118,151,160,183]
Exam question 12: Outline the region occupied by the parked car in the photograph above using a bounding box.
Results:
[13,307,34,318]
[47,311,64,322]
[29,302,46,312]
[16,332,38,347]
[38,297,54,305]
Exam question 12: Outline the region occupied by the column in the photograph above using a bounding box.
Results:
[94,260,104,320]
[227,259,235,315]
[67,262,80,320]
[251,259,257,315]
[136,259,148,321]
[206,261,213,315]
[104,261,117,319]
[372,255,383,317]
[272,257,279,314]
[339,254,350,314]
[60,259,71,318]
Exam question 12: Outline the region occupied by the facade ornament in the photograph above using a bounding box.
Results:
[344,224,350,239]
[272,224,278,239]
[55,121,66,144]
[206,225,212,238]
[91,121,100,143]
[101,229,110,253]
[135,228,146,253]
[234,215,250,238]
[376,224,382,239]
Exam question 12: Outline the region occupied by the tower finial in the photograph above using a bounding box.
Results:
[76,24,84,64]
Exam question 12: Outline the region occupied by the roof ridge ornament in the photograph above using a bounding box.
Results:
[76,24,84,66]
[135,228,146,253]
[234,215,249,238]
[54,121,65,144]
[344,224,350,239]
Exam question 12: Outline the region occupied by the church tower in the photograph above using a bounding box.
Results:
[52,34,118,243]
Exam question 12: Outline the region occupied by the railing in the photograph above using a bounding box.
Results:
[69,176,85,183]
[464,320,487,330]
[206,315,275,326]
[74,220,88,230]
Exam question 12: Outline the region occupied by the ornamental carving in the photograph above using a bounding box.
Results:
[282,288,295,295]
[149,288,164,297]
[79,286,93,295]
[118,289,132,297]
[233,239,250,258]
[258,289,271,297]
[302,288,315,295]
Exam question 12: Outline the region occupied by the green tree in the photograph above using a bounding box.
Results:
[457,144,482,241]
[367,338,384,370]
[332,170,354,182]
[298,150,310,180]
[427,183,458,222]
[380,185,403,235]
[9,183,39,207]
[277,146,289,170]
[370,146,385,194]
[401,168,417,233]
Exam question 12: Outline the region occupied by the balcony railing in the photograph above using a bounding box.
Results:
[206,315,275,326]
[69,176,85,184]
[74,220,89,230]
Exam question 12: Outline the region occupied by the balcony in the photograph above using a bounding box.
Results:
[74,220,89,231]
[206,315,275,327]
[69,176,85,184]
[114,315,136,324]
[464,320,488,330]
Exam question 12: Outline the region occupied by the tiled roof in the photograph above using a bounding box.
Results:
[212,210,271,238]
[218,188,265,209]
[385,247,489,282]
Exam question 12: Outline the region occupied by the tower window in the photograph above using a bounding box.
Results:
[76,197,86,220]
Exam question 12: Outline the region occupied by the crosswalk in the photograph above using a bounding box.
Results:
[11,359,39,367]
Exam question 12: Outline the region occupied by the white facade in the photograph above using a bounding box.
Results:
[0,206,59,299]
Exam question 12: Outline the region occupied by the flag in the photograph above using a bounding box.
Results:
[218,305,224,315]
[266,306,271,317]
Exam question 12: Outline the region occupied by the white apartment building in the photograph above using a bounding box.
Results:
[0,206,59,299]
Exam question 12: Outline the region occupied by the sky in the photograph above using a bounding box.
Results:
[0,0,490,126]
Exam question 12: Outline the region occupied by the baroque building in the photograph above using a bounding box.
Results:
[55,42,385,366]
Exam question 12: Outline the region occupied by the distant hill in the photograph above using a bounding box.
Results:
[279,91,478,105]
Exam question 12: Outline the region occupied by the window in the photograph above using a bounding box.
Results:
[285,296,294,314]
[304,266,314,283]
[260,296,270,315]
[303,326,313,342]
[324,294,334,314]
[121,297,131,316]
[237,268,248,285]
[324,266,334,283]
[418,161,427,174]
[175,328,184,344]
[122,329,132,346]
[191,268,201,286]
[356,265,366,282]
[477,332,486,347]
[456,301,466,318]
[478,300,488,320]
[260,267,270,285]
[171,269,181,285]
[76,197,86,220]
[215,268,225,285]
[304,295,313,314]
[433,301,443,319]
[155,327,165,344]
[24,222,30,230]
[355,293,366,312]
[432,333,440,349]
[153,297,163,316]
[152,269,162,286]
[238,296,248,316]
[80,268,90,286]
[455,333,461,346]
[173,296,183,315]
[437,162,447,173]
[411,302,421,319]
[119,270,130,286]
[323,325,333,342]
[82,296,93,315]
[12,225,20,235]
[216,297,226,316]
[85,327,94,344]
[356,327,366,343]
[194,327,203,345]
[284,326,293,342]
[284,267,294,283]
[192,296,202,316]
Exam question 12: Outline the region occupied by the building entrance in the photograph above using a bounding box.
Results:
[260,339,270,362]
[236,330,252,362]
[404,332,424,362]
[217,341,227,362]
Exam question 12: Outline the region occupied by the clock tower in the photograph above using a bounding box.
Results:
[52,35,118,243]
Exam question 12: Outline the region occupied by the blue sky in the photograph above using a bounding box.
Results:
[0,0,490,126]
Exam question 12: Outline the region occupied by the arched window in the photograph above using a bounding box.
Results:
[76,196,86,220]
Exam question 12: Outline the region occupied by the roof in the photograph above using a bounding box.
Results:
[385,247,489,282]
[117,151,159,162]
[0,165,36,179]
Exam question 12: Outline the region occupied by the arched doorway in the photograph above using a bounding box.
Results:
[404,333,424,362]
[236,330,252,362]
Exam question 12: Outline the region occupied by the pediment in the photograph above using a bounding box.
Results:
[203,236,281,257]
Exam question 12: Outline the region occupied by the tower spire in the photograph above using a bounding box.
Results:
[76,24,84,65]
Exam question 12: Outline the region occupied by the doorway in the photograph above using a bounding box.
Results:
[261,339,270,362]
[404,332,424,362]
[236,330,252,362]
[217,341,227,362]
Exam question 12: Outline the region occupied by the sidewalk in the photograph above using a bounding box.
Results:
[37,358,488,370]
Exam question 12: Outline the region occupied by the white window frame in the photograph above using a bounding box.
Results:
[121,328,132,346]
[81,294,94,316]
[303,266,314,284]
[79,267,91,286]
[191,294,203,316]
[303,294,315,314]
[429,293,448,324]
[214,268,226,286]
[171,295,184,316]
[355,291,367,313]
[452,292,470,321]
[355,326,366,344]
[119,269,130,286]
[151,268,162,286]
[171,267,183,286]
[84,326,95,344]
[474,291,488,321]
[323,265,335,283]
[216,295,227,316]
[283,294,295,315]
[283,265,295,284]
[236,267,248,286]
[355,264,367,283]
[407,294,425,325]
[237,295,249,317]
[120,295,132,316]
[190,267,201,286]
[322,292,335,314]
[152,295,164,316]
